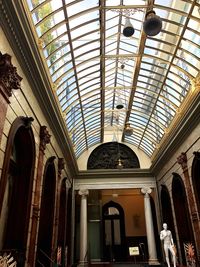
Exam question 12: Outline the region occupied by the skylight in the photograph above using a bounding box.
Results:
[25,0,200,158]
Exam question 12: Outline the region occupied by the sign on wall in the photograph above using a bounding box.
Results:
[129,246,140,256]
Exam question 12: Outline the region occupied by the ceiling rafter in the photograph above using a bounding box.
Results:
[61,0,88,150]
[110,0,124,127]
[100,0,105,143]
[137,0,197,149]
[22,0,200,159]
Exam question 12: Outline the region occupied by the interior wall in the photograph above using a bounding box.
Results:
[0,26,70,176]
[156,121,200,188]
[101,189,146,237]
[156,121,200,259]
[0,26,70,259]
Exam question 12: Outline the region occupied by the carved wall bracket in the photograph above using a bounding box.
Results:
[0,52,22,102]
[39,126,51,153]
[177,152,188,172]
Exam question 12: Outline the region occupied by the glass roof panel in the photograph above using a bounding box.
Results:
[24,0,200,159]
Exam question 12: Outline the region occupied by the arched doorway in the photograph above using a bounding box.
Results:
[172,173,194,264]
[0,117,35,266]
[102,201,126,262]
[191,152,200,214]
[37,157,56,266]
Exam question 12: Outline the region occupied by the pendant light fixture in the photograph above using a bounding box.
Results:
[116,97,124,109]
[143,10,162,36]
[123,17,134,37]
[116,64,126,110]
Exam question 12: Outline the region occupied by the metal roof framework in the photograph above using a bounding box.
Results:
[24,0,200,158]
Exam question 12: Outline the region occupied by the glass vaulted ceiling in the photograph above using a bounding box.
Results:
[25,0,200,158]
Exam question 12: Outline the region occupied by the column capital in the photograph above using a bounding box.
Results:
[177,152,188,171]
[141,187,152,195]
[39,125,51,152]
[79,188,89,196]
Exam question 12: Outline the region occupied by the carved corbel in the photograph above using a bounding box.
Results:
[39,126,51,153]
[0,52,22,102]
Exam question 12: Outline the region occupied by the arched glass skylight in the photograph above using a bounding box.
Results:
[25,0,200,158]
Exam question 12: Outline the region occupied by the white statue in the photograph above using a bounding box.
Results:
[160,223,176,267]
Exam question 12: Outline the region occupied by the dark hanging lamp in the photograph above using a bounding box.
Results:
[116,64,126,109]
[123,17,135,37]
[143,10,162,36]
[116,97,124,109]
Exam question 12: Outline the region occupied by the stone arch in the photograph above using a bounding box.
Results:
[0,116,35,266]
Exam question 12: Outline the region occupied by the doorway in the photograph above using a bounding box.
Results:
[0,117,35,266]
[102,201,126,262]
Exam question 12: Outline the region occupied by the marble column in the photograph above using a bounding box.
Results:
[141,187,158,264]
[177,152,200,261]
[79,189,89,267]
[0,52,22,146]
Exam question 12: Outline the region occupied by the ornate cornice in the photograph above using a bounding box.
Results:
[0,52,22,102]
[39,126,51,153]
[77,168,153,179]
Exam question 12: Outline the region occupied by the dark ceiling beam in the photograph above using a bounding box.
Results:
[100,0,106,142]
[110,0,124,127]
[61,0,88,151]
[121,28,147,141]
